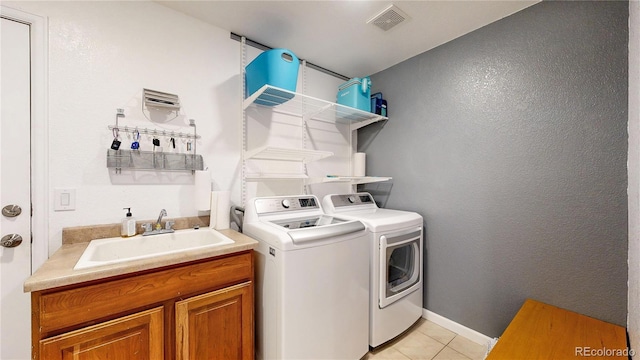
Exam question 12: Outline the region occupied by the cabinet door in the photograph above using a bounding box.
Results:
[175,281,254,360]
[39,307,163,360]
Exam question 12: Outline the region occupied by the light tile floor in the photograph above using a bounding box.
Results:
[364,319,487,360]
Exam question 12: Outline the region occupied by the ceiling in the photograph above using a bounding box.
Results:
[157,1,539,78]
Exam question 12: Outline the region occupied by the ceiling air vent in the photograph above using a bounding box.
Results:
[367,4,410,32]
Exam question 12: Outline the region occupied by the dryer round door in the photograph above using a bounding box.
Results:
[379,228,422,308]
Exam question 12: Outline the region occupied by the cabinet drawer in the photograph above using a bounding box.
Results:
[37,252,252,335]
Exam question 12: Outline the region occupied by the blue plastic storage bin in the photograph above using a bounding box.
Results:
[336,77,371,112]
[371,92,382,114]
[245,48,299,106]
[371,92,387,116]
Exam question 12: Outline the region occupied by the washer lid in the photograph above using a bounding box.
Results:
[271,214,345,229]
[266,215,365,244]
[283,219,366,244]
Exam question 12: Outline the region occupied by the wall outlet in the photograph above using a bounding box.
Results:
[54,188,76,211]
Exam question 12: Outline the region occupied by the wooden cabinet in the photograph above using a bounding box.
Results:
[486,299,628,360]
[176,282,253,360]
[31,251,254,360]
[39,307,164,359]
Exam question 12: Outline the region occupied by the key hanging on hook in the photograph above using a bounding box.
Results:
[152,137,160,152]
[131,129,140,150]
[110,127,121,150]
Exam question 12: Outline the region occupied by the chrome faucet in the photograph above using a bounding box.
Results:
[155,209,167,230]
[142,209,175,236]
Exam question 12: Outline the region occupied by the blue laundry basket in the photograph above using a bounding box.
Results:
[245,48,299,106]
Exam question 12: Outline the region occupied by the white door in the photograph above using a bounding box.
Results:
[1,16,33,360]
[379,229,422,308]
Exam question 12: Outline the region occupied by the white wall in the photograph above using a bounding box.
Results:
[4,1,351,256]
[629,0,640,357]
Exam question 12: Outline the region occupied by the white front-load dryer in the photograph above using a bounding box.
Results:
[323,192,423,348]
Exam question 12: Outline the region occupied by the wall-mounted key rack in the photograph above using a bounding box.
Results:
[106,108,204,173]
[106,125,201,140]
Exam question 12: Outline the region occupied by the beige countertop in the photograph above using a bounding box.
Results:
[24,228,258,293]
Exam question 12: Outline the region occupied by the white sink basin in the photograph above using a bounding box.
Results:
[74,228,234,270]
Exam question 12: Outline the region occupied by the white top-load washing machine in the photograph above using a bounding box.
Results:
[323,192,424,348]
[243,195,370,360]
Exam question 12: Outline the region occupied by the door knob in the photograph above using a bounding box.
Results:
[1,234,23,248]
[2,205,22,217]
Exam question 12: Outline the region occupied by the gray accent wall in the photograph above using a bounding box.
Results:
[359,1,628,337]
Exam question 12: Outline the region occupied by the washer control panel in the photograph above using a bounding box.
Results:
[328,193,376,208]
[254,196,319,214]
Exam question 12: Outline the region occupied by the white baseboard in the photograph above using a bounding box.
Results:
[422,309,493,346]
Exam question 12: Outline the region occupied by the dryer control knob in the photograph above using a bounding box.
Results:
[281,199,291,209]
[348,196,356,203]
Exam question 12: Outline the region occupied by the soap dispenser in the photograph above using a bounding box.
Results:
[121,207,136,237]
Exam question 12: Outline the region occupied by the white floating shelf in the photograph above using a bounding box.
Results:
[244,85,388,130]
[245,173,309,181]
[306,176,393,185]
[245,146,333,163]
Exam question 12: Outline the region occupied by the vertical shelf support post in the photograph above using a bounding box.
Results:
[301,59,309,194]
[241,36,247,207]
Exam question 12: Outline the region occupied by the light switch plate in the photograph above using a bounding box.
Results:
[54,188,76,211]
